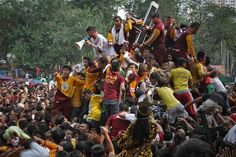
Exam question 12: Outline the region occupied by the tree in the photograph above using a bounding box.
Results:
[0,0,106,71]
[124,0,181,21]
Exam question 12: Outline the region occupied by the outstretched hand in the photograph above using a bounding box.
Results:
[101,126,109,136]
[216,147,236,157]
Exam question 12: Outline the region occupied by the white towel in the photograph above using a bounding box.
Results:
[111,23,125,45]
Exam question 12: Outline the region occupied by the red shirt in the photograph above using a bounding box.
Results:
[153,21,166,46]
[174,29,191,52]
[36,67,40,76]
[105,113,130,140]
[103,71,125,101]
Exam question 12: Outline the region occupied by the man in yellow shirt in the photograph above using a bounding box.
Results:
[170,58,197,118]
[87,80,104,127]
[71,72,86,120]
[155,77,188,124]
[192,51,213,87]
[83,59,99,93]
[54,65,85,120]
[146,55,159,76]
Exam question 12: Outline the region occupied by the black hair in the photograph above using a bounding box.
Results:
[35,105,44,112]
[18,118,28,130]
[113,16,122,21]
[80,121,90,129]
[57,151,69,157]
[8,121,17,127]
[127,62,138,69]
[83,57,91,61]
[131,116,150,144]
[33,129,45,139]
[27,122,38,137]
[86,26,96,32]
[205,56,211,66]
[77,141,95,157]
[55,114,65,125]
[60,140,74,152]
[82,89,92,95]
[87,59,96,68]
[157,148,174,157]
[111,59,120,72]
[197,50,206,61]
[77,72,85,78]
[190,22,200,28]
[91,144,105,157]
[175,138,215,157]
[164,130,173,141]
[146,54,155,61]
[99,56,109,64]
[143,46,151,51]
[151,13,160,18]
[130,106,137,114]
[176,57,187,67]
[62,65,72,71]
[158,77,167,87]
[69,150,83,157]
[94,79,104,94]
[150,71,160,81]
[180,23,188,29]
[210,71,217,78]
[44,114,52,125]
[138,63,147,75]
[90,125,101,134]
[51,127,65,144]
[60,122,73,131]
[35,111,44,121]
[119,102,129,112]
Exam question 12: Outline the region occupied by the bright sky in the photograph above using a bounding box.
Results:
[117,8,127,20]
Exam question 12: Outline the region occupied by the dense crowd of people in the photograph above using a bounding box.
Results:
[0,12,236,157]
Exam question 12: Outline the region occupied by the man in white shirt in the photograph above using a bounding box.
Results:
[86,26,116,58]
[224,124,236,144]
[211,75,227,93]
[210,71,230,114]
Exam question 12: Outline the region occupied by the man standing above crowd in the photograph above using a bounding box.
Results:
[170,58,197,118]
[173,22,200,71]
[102,59,126,124]
[107,16,132,57]
[165,15,177,53]
[86,26,116,58]
[192,51,213,88]
[140,13,166,66]
[54,65,85,120]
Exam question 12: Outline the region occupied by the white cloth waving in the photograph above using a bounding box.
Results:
[111,24,125,45]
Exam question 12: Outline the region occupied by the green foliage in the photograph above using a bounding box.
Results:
[0,0,235,71]
[0,0,106,70]
[191,3,236,63]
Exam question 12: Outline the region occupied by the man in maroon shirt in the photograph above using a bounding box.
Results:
[105,102,130,154]
[105,102,130,140]
[102,59,125,123]
[173,22,200,71]
[140,13,167,66]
